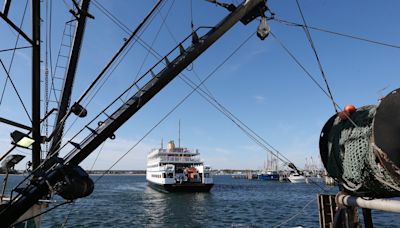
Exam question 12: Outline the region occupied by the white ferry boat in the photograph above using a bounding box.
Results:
[146,140,214,192]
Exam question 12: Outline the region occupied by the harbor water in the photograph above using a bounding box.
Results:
[2,175,399,227]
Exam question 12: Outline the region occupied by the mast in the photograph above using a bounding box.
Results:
[31,0,41,169]
[49,0,93,156]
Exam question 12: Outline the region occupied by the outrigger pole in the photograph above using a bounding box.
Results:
[0,0,267,226]
[49,0,93,156]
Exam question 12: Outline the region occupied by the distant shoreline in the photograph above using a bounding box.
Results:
[89,173,145,176]
[0,171,147,176]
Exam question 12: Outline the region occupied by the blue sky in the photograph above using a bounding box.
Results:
[0,0,399,170]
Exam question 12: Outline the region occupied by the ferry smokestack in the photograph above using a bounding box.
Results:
[167,140,175,151]
[319,88,400,197]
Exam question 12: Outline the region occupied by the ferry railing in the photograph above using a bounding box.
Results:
[157,156,201,163]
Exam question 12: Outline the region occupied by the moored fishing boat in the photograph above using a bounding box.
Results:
[258,171,279,181]
[146,140,213,192]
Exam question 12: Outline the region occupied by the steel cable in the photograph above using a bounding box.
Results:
[270,32,359,128]
[0,0,31,121]
[94,31,254,183]
[295,0,338,113]
[272,18,400,50]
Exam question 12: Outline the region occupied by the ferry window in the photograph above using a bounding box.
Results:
[204,173,209,178]
[163,173,166,178]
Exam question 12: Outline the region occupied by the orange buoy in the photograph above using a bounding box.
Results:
[338,104,357,120]
[344,104,357,114]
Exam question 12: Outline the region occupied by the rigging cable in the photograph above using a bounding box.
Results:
[94,31,254,183]
[75,0,165,107]
[14,200,73,225]
[183,71,294,165]
[270,31,359,128]
[0,46,32,53]
[295,0,338,113]
[44,0,167,151]
[177,73,294,166]
[0,0,31,122]
[271,179,332,227]
[123,0,176,101]
[67,0,168,116]
[58,0,169,140]
[7,0,169,197]
[92,0,172,65]
[161,19,308,168]
[60,201,75,228]
[272,196,317,228]
[0,0,29,105]
[61,141,106,227]
[190,0,194,30]
[92,0,129,33]
[0,59,31,122]
[272,18,400,49]
[90,1,297,168]
[44,0,51,155]
[61,0,304,176]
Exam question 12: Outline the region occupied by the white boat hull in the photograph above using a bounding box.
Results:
[288,175,306,183]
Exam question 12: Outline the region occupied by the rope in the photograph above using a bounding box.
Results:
[0,46,31,53]
[94,31,254,183]
[295,0,338,113]
[124,0,176,101]
[42,0,166,157]
[0,58,32,122]
[272,18,400,49]
[15,3,173,192]
[15,200,73,225]
[272,197,316,228]
[0,0,31,121]
[44,0,51,155]
[90,142,106,171]
[61,142,106,227]
[75,0,165,106]
[190,0,194,30]
[270,32,359,128]
[61,0,165,112]
[178,73,294,166]
[0,0,29,106]
[60,201,75,228]
[91,0,297,168]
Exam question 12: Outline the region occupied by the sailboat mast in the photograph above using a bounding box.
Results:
[32,0,41,169]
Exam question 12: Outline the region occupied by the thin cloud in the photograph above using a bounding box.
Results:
[254,95,266,103]
[213,147,232,154]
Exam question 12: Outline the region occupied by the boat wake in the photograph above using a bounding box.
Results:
[114,182,147,192]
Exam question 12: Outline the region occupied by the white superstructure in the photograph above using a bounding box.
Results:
[146,141,213,192]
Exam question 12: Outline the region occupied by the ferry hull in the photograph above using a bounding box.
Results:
[147,181,214,193]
